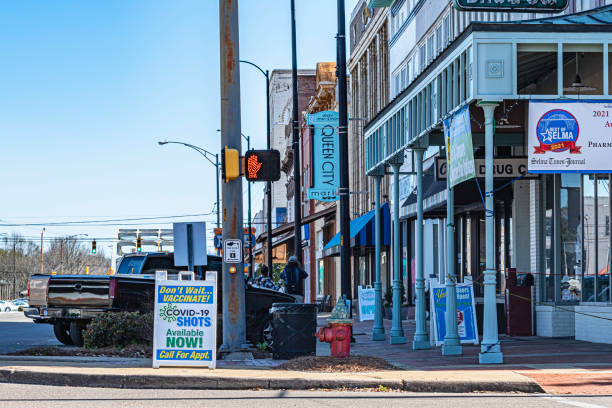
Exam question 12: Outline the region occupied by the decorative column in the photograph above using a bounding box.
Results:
[390,162,406,344]
[372,174,385,341]
[442,184,462,355]
[412,148,430,349]
[478,101,503,364]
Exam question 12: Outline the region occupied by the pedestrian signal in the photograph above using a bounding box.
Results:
[222,146,240,182]
[243,150,281,182]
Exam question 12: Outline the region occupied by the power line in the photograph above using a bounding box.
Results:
[0,212,216,227]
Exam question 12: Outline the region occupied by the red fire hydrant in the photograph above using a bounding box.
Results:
[316,298,353,358]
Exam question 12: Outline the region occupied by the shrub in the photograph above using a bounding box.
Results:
[83,312,153,349]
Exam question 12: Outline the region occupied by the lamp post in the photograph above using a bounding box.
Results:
[239,59,273,275]
[158,141,220,229]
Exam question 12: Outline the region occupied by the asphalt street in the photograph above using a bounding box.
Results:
[0,312,59,353]
[0,384,611,408]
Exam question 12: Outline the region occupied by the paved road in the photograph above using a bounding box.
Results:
[0,312,59,353]
[0,384,611,408]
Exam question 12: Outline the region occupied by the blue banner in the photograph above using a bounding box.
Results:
[307,111,339,202]
[431,282,479,345]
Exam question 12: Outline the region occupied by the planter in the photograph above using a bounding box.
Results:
[384,307,392,320]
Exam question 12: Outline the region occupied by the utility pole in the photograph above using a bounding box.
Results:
[290,0,302,264]
[219,0,247,352]
[40,228,45,275]
[13,240,16,300]
[337,0,351,301]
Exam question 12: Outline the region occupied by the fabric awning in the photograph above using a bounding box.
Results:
[322,203,390,257]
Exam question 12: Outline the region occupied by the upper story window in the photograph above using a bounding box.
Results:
[362,7,373,28]
[444,14,451,46]
[427,35,434,64]
[436,25,443,56]
[419,44,426,72]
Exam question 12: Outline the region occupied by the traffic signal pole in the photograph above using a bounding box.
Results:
[219,0,247,352]
[291,0,302,265]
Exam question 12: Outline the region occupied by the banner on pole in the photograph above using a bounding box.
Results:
[528,101,612,173]
[444,106,476,188]
[357,285,375,321]
[153,271,217,368]
[430,282,479,346]
[307,111,339,201]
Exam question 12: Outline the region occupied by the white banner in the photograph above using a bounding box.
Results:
[357,285,375,321]
[153,271,217,369]
[528,101,612,173]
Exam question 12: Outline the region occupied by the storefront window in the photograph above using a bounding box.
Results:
[596,176,610,302]
[560,174,581,302]
[562,45,603,96]
[517,44,557,95]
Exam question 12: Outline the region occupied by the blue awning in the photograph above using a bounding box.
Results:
[322,203,390,257]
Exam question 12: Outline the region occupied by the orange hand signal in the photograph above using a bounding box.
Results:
[247,154,263,179]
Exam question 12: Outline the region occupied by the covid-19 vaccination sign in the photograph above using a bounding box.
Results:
[528,100,612,173]
[153,272,217,369]
[430,282,479,346]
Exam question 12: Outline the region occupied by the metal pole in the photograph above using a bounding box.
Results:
[390,163,406,344]
[290,0,302,265]
[478,101,503,364]
[337,0,351,304]
[40,228,45,275]
[442,183,462,355]
[216,154,220,228]
[247,136,253,279]
[13,241,16,299]
[413,148,430,349]
[219,0,247,352]
[372,175,385,341]
[266,70,273,273]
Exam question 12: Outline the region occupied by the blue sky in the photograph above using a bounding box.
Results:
[0,0,359,253]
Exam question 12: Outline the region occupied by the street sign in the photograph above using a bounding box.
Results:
[223,239,242,263]
[244,150,281,181]
[213,228,223,250]
[453,0,567,13]
[173,222,207,269]
[153,271,217,369]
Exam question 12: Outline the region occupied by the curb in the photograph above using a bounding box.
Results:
[0,355,148,364]
[0,368,544,393]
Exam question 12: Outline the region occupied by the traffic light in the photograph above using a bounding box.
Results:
[91,240,97,254]
[243,150,281,181]
[222,146,240,182]
[136,237,142,252]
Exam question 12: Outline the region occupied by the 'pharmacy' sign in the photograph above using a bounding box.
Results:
[153,271,217,368]
[454,0,568,12]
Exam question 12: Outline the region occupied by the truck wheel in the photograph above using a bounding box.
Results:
[53,322,74,346]
[69,321,85,347]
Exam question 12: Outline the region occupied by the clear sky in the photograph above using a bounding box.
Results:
[0,0,359,254]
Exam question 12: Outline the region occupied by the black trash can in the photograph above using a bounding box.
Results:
[270,303,316,360]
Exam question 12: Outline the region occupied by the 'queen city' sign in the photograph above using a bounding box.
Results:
[453,0,568,13]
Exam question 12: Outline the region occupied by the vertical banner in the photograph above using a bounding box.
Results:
[528,100,612,173]
[357,285,375,321]
[444,106,476,188]
[430,282,479,346]
[307,111,339,201]
[153,272,217,368]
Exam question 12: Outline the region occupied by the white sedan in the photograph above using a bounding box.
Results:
[0,300,19,312]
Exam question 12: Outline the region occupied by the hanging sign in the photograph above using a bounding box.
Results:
[528,101,612,173]
[444,105,476,188]
[430,282,479,346]
[307,111,340,201]
[453,0,568,13]
[357,285,375,321]
[153,271,217,368]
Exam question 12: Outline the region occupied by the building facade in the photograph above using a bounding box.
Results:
[363,0,612,349]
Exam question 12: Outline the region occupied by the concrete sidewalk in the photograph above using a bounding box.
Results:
[0,356,541,392]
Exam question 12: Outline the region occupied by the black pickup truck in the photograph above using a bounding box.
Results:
[25,252,293,347]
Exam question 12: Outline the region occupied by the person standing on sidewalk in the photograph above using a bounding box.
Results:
[280,256,308,303]
[254,265,277,290]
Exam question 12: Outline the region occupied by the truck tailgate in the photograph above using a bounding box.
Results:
[47,276,111,307]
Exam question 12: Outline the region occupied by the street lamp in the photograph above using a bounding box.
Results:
[239,59,273,275]
[158,141,221,229]
[216,129,254,278]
